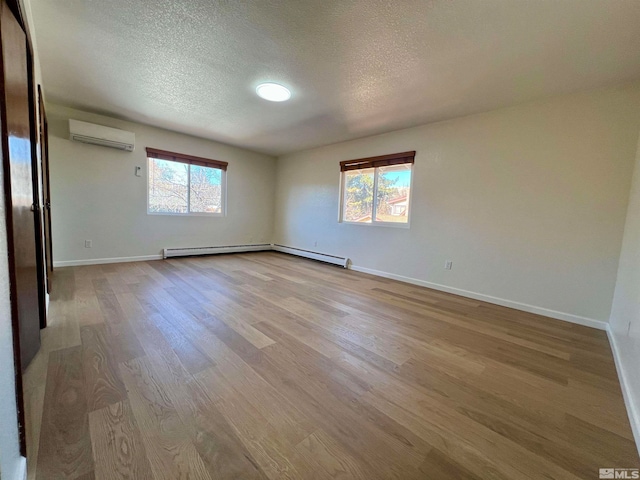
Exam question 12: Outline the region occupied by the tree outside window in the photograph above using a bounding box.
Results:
[342,163,412,224]
[148,158,224,215]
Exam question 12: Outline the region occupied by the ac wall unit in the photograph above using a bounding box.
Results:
[69,119,135,151]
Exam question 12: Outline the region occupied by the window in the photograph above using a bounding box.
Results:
[147,147,227,215]
[340,151,414,225]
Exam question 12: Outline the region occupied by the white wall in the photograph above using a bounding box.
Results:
[609,130,640,447]
[48,104,276,265]
[274,84,640,325]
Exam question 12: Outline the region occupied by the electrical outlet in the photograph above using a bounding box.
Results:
[445,260,453,270]
[85,240,92,248]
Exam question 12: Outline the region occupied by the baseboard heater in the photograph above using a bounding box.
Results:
[163,243,349,267]
[163,244,271,259]
[272,244,349,268]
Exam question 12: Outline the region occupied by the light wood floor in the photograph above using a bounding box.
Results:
[23,252,639,479]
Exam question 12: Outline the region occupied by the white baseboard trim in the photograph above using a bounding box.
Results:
[53,254,163,267]
[607,327,640,456]
[349,264,608,330]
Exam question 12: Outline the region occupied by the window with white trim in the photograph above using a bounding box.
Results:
[147,148,227,215]
[340,151,414,225]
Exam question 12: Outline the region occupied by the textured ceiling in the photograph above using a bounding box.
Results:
[31,0,640,156]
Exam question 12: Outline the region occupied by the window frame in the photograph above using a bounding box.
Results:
[338,151,415,228]
[146,148,227,217]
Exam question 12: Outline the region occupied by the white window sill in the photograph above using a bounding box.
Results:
[147,211,225,217]
[339,220,410,229]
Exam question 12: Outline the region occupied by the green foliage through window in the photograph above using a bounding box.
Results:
[148,158,224,214]
[342,164,411,224]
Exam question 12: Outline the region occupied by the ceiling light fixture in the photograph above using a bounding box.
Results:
[256,83,291,102]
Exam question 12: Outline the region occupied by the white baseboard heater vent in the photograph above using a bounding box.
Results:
[163,243,349,267]
[163,244,271,259]
[272,244,349,268]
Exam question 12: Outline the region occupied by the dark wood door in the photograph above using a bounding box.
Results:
[1,0,42,369]
[38,85,52,294]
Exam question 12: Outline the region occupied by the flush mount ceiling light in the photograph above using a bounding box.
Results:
[256,83,291,102]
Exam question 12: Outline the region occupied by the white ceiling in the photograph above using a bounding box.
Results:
[31,0,640,156]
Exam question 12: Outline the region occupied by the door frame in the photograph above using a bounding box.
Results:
[38,84,52,296]
[26,47,47,330]
[1,0,27,456]
[1,0,42,457]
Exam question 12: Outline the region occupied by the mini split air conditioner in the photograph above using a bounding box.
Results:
[69,119,135,151]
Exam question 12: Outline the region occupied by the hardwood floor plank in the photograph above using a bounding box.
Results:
[180,379,270,480]
[251,302,347,360]
[296,429,371,480]
[276,297,413,365]
[242,343,429,478]
[360,388,529,480]
[40,295,81,354]
[457,405,607,479]
[180,323,317,448]
[25,384,45,480]
[148,287,268,365]
[200,298,276,349]
[88,400,154,480]
[28,252,639,480]
[563,414,640,466]
[148,310,214,375]
[114,292,166,350]
[105,318,146,365]
[37,346,94,479]
[254,322,373,398]
[479,363,635,440]
[93,279,125,325]
[119,356,212,480]
[74,472,96,480]
[362,383,585,480]
[116,292,266,479]
[215,359,317,447]
[80,324,127,412]
[115,313,269,480]
[418,448,486,480]
[75,289,105,328]
[195,366,312,480]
